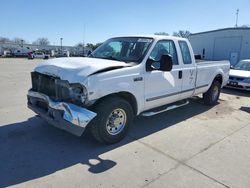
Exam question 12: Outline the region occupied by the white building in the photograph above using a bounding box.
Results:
[189,27,250,65]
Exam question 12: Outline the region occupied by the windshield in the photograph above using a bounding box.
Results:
[90,37,153,63]
[234,61,250,71]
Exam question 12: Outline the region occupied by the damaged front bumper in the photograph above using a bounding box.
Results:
[27,90,97,136]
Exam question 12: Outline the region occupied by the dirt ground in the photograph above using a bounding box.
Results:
[0,58,250,188]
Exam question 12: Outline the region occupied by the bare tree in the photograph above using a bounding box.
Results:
[75,42,84,48]
[154,32,169,36]
[0,37,11,43]
[33,38,50,46]
[13,37,26,45]
[173,30,191,38]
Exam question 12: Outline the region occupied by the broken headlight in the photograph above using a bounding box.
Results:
[70,84,88,104]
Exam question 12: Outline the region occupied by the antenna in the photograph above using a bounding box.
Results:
[235,9,239,27]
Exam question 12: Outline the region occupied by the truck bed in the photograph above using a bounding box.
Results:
[194,60,230,95]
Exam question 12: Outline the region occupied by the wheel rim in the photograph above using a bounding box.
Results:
[106,108,127,135]
[212,85,219,101]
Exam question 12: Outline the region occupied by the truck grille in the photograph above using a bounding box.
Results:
[31,72,70,101]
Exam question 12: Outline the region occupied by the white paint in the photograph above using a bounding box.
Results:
[230,69,250,78]
[32,35,230,115]
[35,57,130,83]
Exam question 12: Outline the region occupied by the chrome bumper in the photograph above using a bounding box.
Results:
[27,90,96,136]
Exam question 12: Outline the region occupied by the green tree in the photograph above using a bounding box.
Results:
[93,43,103,50]
[86,43,95,50]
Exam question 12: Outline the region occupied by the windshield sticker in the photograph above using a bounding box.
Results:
[137,38,152,43]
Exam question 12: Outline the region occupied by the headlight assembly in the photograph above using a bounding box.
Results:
[70,83,88,104]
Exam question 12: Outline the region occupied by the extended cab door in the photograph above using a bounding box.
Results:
[178,40,197,99]
[144,40,182,110]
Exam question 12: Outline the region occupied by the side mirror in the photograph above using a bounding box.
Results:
[160,54,173,71]
[146,54,173,72]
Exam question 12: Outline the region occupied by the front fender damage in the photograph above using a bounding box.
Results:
[27,90,97,136]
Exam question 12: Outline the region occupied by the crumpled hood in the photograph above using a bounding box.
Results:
[35,57,129,83]
[229,69,250,78]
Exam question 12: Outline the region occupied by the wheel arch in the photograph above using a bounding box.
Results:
[213,74,223,86]
[92,91,138,115]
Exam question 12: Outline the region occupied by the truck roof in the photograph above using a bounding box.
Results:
[111,35,188,41]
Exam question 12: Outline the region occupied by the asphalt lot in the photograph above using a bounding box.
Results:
[0,58,250,188]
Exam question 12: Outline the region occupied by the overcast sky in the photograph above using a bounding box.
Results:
[1,0,250,46]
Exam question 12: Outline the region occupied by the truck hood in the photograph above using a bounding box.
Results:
[35,57,130,83]
[229,69,250,78]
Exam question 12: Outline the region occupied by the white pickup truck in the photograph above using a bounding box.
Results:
[27,35,230,144]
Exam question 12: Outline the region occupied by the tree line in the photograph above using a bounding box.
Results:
[75,42,103,50]
[0,37,51,46]
[154,30,191,38]
[0,31,191,51]
[74,31,191,51]
[0,36,102,50]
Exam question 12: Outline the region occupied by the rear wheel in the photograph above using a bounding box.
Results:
[203,80,221,105]
[90,97,134,144]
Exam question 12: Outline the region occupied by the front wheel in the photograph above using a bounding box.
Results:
[203,80,221,105]
[90,97,134,144]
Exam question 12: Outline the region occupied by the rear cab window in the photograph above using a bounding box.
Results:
[178,41,192,64]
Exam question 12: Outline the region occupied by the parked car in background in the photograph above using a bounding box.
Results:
[226,60,250,91]
[13,48,31,57]
[28,51,49,60]
[55,50,70,57]
[2,50,12,57]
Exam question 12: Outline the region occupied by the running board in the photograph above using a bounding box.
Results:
[141,100,189,117]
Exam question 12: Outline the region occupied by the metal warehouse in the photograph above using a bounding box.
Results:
[189,27,250,65]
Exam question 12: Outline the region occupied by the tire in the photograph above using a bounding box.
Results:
[203,80,221,105]
[90,96,134,144]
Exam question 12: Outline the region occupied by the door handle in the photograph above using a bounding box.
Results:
[179,71,182,79]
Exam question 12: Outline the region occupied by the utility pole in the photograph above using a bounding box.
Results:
[21,39,24,48]
[60,37,63,53]
[235,9,239,27]
[83,24,86,56]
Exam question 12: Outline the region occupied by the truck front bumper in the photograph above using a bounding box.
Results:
[27,90,97,136]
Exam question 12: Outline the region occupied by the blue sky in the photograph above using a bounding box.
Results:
[1,0,250,46]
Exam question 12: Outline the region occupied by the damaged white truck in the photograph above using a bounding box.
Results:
[27,35,230,144]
